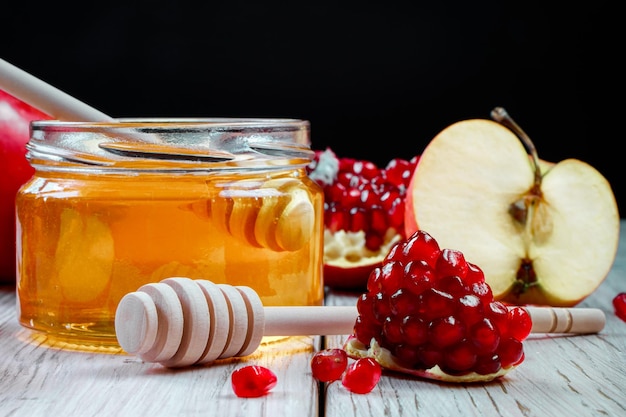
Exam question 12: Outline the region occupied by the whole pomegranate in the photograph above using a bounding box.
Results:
[0,90,52,283]
[307,148,418,289]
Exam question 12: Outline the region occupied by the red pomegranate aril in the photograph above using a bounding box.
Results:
[349,207,368,232]
[325,207,346,233]
[420,288,456,320]
[384,158,414,185]
[389,289,419,317]
[486,301,510,335]
[379,262,405,293]
[465,262,486,284]
[370,207,388,235]
[417,345,444,369]
[507,307,532,341]
[311,349,348,382]
[342,358,382,394]
[387,202,405,230]
[436,275,465,297]
[393,344,422,368]
[457,294,484,326]
[231,365,278,398]
[403,260,435,296]
[429,316,465,349]
[444,341,477,372]
[401,315,429,346]
[344,187,362,206]
[400,230,441,268]
[383,316,404,344]
[365,233,384,252]
[498,338,524,368]
[354,315,378,345]
[436,249,469,280]
[470,318,500,353]
[474,354,502,375]
[372,292,393,324]
[357,292,376,319]
[366,267,383,293]
[612,292,626,322]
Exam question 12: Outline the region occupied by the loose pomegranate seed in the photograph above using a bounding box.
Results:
[231,365,277,398]
[341,358,382,394]
[311,349,348,382]
[613,293,626,322]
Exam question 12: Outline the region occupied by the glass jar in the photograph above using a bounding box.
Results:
[15,118,324,348]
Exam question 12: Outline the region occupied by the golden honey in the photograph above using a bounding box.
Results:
[15,119,324,347]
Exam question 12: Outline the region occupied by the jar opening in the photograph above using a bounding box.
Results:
[27,118,313,172]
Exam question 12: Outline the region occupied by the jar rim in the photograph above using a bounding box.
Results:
[31,118,310,130]
[27,118,313,173]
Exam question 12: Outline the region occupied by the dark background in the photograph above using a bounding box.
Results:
[2,1,623,216]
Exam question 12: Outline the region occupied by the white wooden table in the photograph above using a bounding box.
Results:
[1,221,625,417]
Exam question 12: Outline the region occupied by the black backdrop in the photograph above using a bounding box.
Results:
[2,1,623,216]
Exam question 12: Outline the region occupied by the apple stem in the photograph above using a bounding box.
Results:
[490,107,542,185]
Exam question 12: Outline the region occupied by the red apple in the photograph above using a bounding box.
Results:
[0,90,52,283]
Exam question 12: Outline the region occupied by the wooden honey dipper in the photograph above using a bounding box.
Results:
[114,277,606,368]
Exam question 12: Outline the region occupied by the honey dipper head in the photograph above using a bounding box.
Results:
[114,277,265,367]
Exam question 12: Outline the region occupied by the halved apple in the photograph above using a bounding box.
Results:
[405,108,620,307]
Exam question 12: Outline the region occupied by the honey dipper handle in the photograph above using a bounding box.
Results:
[524,306,605,334]
[262,305,605,337]
[263,306,358,336]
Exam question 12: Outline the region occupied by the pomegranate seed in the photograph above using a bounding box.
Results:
[231,365,277,398]
[401,315,429,345]
[443,341,477,372]
[389,288,418,317]
[457,294,484,326]
[465,262,486,284]
[470,318,500,353]
[436,249,469,279]
[341,358,382,394]
[354,315,379,345]
[379,261,404,293]
[400,230,441,268]
[383,316,404,344]
[311,349,348,382]
[507,307,532,341]
[613,293,626,322]
[498,338,524,368]
[429,316,465,348]
[402,260,435,296]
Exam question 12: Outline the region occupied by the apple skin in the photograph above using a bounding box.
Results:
[0,90,51,283]
[404,118,619,307]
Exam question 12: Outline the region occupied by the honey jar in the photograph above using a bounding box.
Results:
[15,118,324,348]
